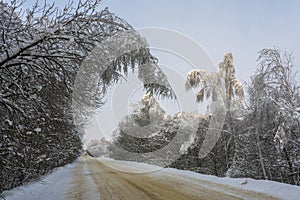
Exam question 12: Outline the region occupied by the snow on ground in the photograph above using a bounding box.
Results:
[2,157,300,200]
[99,157,300,200]
[79,158,101,200]
[1,159,77,200]
[97,157,162,173]
[160,168,300,200]
[2,158,101,200]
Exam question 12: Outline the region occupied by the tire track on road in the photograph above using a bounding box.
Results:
[86,157,242,200]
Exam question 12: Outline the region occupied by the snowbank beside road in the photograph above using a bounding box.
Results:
[99,157,300,200]
[1,158,101,200]
[1,160,78,200]
[160,168,300,200]
[2,157,300,200]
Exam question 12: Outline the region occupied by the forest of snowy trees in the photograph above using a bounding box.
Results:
[0,0,174,192]
[1,0,300,194]
[0,0,104,192]
[110,50,300,185]
[227,49,300,185]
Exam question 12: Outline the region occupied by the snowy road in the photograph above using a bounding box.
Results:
[67,157,279,200]
[3,156,300,200]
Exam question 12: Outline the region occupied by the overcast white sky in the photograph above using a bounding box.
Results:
[17,0,300,142]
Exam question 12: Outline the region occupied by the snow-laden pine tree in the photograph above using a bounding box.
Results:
[228,48,300,185]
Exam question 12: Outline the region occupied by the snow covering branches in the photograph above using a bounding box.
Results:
[250,48,300,150]
[72,29,175,127]
[186,52,244,110]
[186,69,219,102]
[229,48,300,185]
[0,0,174,192]
[185,53,243,175]
[253,48,297,106]
[0,0,176,192]
[0,0,133,116]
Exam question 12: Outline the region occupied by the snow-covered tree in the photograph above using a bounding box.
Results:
[130,93,165,127]
[228,48,300,185]
[186,52,244,109]
[185,52,244,175]
[109,93,168,159]
[86,137,110,157]
[109,92,227,175]
[0,0,173,192]
[109,93,203,166]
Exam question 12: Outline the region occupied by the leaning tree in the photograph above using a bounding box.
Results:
[0,0,174,192]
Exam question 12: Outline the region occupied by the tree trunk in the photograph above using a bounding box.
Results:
[256,127,268,180]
